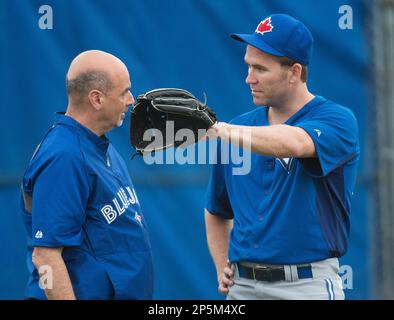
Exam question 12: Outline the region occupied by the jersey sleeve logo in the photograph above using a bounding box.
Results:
[313,129,322,137]
[35,230,43,239]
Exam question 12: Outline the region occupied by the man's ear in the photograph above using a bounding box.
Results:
[88,90,104,110]
[289,63,302,83]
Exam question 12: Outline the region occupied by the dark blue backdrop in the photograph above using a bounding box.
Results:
[0,0,370,299]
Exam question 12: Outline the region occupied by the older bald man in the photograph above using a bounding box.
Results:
[20,50,154,300]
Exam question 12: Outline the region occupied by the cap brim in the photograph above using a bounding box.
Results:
[230,33,284,57]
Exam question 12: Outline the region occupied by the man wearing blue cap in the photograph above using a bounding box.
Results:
[205,14,359,299]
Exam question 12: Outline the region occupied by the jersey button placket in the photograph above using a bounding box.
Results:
[263,158,274,195]
[265,159,275,170]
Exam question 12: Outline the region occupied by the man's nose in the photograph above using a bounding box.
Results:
[245,70,256,85]
[128,91,135,105]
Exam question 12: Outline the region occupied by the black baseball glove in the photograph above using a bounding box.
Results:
[130,88,217,154]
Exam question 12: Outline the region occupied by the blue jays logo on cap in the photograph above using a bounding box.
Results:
[231,14,314,66]
[255,17,274,35]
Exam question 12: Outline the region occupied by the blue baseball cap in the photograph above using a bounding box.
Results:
[231,14,314,66]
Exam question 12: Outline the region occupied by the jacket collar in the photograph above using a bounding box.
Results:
[54,112,109,153]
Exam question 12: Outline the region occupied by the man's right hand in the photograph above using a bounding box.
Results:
[218,262,235,295]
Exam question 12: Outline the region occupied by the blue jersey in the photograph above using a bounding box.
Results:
[20,114,153,300]
[206,96,360,264]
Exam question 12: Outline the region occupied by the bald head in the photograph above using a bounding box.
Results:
[65,50,134,135]
[66,50,128,101]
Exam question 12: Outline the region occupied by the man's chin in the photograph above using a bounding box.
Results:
[252,97,267,107]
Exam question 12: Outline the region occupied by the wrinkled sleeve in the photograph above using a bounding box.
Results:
[296,106,360,177]
[31,152,90,247]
